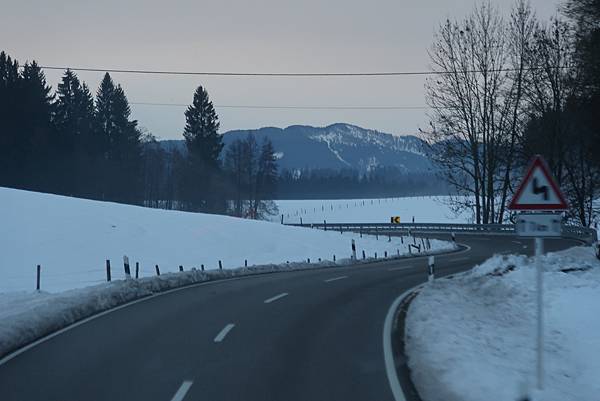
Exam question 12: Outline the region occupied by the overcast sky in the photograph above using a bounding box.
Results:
[3,0,561,139]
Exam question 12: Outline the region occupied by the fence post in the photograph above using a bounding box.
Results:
[388,234,391,242]
[219,260,223,270]
[135,262,139,279]
[428,256,435,281]
[155,264,160,276]
[106,260,112,282]
[307,258,311,263]
[375,252,378,259]
[451,232,456,243]
[397,249,400,256]
[36,264,41,291]
[123,255,131,279]
[179,265,184,272]
[300,217,303,225]
[384,251,388,258]
[201,264,205,271]
[351,239,357,261]
[281,214,284,224]
[245,259,248,267]
[401,235,404,244]
[333,254,336,262]
[324,220,327,231]
[362,250,366,260]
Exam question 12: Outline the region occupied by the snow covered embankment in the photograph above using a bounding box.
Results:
[0,187,457,358]
[406,246,600,401]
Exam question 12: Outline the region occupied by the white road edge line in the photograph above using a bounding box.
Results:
[383,283,426,401]
[264,292,289,304]
[170,380,193,401]
[214,323,235,343]
[388,266,413,272]
[324,275,348,283]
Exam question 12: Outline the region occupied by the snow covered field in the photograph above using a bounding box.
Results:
[0,187,455,293]
[273,196,471,224]
[406,246,600,401]
[0,187,457,357]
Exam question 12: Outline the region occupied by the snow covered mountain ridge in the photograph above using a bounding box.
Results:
[160,123,433,173]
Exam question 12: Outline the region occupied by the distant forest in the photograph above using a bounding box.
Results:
[0,50,447,218]
[277,167,448,199]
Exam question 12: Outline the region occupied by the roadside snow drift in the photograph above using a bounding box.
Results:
[406,246,600,401]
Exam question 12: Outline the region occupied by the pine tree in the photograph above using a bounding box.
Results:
[54,69,96,195]
[18,61,56,191]
[183,85,222,167]
[181,85,224,212]
[93,73,142,202]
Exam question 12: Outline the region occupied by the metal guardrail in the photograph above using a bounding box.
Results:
[285,222,598,243]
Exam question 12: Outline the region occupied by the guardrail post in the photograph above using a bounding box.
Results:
[106,260,111,282]
[36,264,41,291]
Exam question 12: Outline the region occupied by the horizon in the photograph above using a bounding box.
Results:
[2,0,560,139]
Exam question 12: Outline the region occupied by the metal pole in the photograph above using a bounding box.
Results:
[535,236,544,390]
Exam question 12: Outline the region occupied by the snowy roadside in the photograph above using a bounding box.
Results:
[0,241,457,360]
[405,246,600,401]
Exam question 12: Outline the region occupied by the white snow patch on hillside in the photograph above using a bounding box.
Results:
[274,196,472,224]
[0,187,454,293]
[406,246,600,401]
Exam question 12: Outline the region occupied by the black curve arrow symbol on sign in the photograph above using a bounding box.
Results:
[532,178,548,200]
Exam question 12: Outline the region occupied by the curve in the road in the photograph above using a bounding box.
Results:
[0,234,582,401]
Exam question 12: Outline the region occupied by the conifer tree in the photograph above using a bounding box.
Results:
[183,85,222,167]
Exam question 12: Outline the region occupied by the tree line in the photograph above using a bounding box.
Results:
[277,167,449,199]
[0,53,278,218]
[425,0,600,226]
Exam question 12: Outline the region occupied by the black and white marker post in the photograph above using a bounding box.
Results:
[123,255,131,280]
[508,155,569,393]
[351,239,357,261]
[427,256,435,282]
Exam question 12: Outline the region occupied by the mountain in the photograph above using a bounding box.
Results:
[159,123,433,174]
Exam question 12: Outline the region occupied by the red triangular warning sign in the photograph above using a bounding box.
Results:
[509,155,568,210]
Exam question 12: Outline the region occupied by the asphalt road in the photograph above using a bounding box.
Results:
[0,234,581,401]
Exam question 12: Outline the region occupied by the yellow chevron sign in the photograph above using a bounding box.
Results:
[390,216,401,224]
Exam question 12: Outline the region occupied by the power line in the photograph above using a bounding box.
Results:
[130,102,437,110]
[39,65,568,77]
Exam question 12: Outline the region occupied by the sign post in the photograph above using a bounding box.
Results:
[508,155,568,392]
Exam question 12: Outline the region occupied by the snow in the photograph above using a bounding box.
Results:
[274,196,472,224]
[0,187,456,294]
[0,187,459,357]
[406,246,600,401]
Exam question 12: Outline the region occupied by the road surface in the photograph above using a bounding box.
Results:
[0,234,580,401]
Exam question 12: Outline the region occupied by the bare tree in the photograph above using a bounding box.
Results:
[426,2,521,224]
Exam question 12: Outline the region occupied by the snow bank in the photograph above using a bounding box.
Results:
[0,187,454,293]
[274,196,472,224]
[406,246,600,401]
[0,262,328,359]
